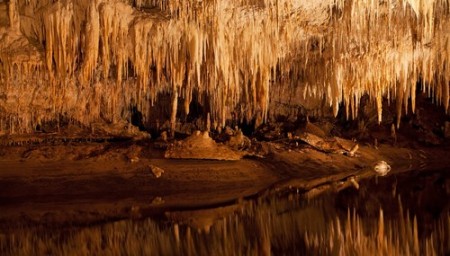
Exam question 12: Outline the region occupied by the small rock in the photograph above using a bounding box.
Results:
[130,156,139,163]
[149,164,164,178]
[373,161,391,176]
[348,144,359,157]
[349,176,359,189]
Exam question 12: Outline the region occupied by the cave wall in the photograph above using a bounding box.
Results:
[0,0,449,134]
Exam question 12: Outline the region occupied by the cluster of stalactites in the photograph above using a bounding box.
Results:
[85,0,302,128]
[328,0,450,127]
[0,0,449,134]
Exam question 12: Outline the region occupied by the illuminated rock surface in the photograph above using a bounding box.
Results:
[164,131,244,160]
[0,0,448,135]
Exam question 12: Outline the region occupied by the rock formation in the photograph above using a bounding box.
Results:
[0,0,449,135]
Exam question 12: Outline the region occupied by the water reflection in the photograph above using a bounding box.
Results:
[1,169,449,255]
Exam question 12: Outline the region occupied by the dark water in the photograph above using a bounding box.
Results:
[1,169,449,255]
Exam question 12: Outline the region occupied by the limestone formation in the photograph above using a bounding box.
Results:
[0,0,449,135]
[296,132,358,156]
[164,131,243,160]
[149,164,164,178]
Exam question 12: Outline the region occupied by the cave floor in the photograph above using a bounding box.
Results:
[0,139,449,230]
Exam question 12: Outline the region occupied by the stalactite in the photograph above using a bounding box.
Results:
[0,0,449,134]
[8,0,20,30]
[81,1,100,84]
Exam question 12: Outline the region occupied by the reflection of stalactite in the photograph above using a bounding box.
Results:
[0,0,449,134]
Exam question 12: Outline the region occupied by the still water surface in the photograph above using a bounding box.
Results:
[1,169,449,255]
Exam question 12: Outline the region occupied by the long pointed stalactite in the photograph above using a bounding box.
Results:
[0,0,449,134]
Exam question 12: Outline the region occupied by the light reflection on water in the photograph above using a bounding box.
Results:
[1,169,449,255]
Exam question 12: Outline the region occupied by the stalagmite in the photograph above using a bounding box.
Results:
[170,88,178,137]
[0,0,449,134]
